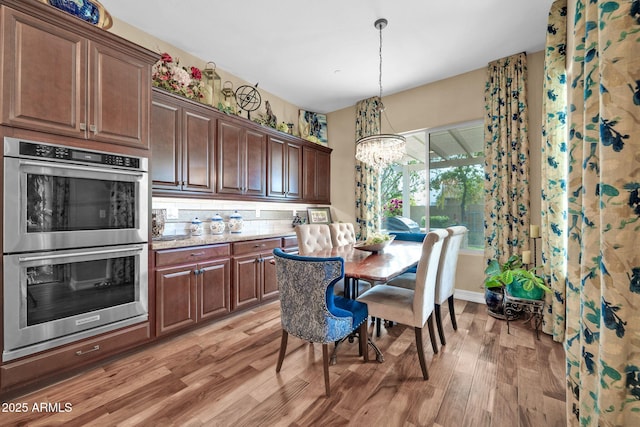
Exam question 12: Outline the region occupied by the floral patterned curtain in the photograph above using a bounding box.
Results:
[565,1,640,425]
[355,96,382,240]
[483,53,530,265]
[541,0,568,342]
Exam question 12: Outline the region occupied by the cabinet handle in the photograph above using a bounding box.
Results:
[79,123,87,131]
[89,124,97,133]
[254,244,266,248]
[76,345,100,356]
[191,252,205,257]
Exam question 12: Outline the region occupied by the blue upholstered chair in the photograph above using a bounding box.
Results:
[273,248,369,397]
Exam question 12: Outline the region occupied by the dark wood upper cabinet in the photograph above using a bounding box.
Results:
[150,89,215,194]
[267,135,302,199]
[216,118,266,197]
[303,146,331,204]
[0,3,154,148]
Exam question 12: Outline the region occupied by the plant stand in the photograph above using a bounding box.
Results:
[503,288,545,339]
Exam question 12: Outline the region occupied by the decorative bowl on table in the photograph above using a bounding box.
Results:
[354,234,395,253]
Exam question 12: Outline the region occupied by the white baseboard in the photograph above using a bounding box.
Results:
[454,289,486,304]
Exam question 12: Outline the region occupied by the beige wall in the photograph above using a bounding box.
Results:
[327,51,545,296]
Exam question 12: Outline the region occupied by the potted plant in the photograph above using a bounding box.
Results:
[483,254,551,318]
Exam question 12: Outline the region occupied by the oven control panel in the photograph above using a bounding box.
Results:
[19,141,141,169]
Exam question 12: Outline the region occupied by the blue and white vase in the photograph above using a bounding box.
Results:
[228,211,243,233]
[210,214,225,235]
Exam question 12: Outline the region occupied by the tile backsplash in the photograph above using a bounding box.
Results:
[152,197,319,236]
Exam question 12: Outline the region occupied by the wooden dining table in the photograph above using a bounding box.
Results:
[303,239,424,297]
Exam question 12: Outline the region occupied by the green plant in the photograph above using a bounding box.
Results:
[484,254,551,294]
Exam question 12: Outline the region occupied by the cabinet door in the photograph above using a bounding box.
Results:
[268,136,301,199]
[303,146,331,203]
[155,264,197,336]
[1,8,86,137]
[217,119,244,194]
[88,41,151,148]
[244,128,267,196]
[150,95,181,190]
[182,106,215,193]
[261,252,279,300]
[199,259,231,321]
[232,255,260,310]
[315,149,331,203]
[286,142,302,199]
[267,136,286,198]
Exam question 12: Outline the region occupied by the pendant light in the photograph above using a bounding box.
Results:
[355,18,406,169]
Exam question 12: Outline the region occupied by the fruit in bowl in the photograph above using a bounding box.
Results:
[355,233,395,253]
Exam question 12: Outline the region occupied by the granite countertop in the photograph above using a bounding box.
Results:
[151,228,297,250]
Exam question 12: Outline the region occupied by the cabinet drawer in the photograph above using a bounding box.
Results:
[1,323,150,391]
[233,238,281,256]
[156,244,231,267]
[282,236,298,248]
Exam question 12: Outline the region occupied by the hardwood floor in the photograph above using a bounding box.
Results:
[1,299,566,426]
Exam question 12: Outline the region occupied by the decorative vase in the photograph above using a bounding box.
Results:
[228,211,243,233]
[210,214,225,235]
[190,217,203,236]
[485,287,505,318]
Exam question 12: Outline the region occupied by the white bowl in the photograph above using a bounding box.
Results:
[354,235,395,253]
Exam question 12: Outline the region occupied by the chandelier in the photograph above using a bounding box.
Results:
[355,18,406,169]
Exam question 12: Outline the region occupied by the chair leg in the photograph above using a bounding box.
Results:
[276,330,288,372]
[414,327,429,380]
[376,317,381,337]
[448,295,458,330]
[435,304,446,346]
[322,343,331,397]
[359,322,369,362]
[427,314,438,354]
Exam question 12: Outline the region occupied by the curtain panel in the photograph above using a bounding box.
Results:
[483,53,531,266]
[565,1,640,425]
[354,96,382,239]
[541,0,568,343]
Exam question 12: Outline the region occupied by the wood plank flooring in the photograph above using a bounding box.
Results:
[1,299,566,426]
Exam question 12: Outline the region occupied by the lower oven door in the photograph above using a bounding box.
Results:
[3,244,148,362]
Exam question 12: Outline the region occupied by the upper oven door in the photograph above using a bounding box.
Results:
[3,156,148,253]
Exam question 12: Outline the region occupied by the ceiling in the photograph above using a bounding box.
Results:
[100,0,554,114]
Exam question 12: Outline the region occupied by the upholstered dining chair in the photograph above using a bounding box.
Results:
[389,231,426,274]
[433,226,467,346]
[329,222,357,247]
[295,224,333,255]
[356,229,448,380]
[273,248,369,397]
[329,222,371,297]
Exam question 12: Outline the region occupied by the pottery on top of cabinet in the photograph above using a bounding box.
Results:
[210,214,225,235]
[228,211,243,233]
[190,217,203,236]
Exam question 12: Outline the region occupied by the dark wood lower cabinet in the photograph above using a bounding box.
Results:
[232,238,281,310]
[154,244,231,337]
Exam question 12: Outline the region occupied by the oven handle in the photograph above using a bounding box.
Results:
[19,159,144,177]
[18,246,144,262]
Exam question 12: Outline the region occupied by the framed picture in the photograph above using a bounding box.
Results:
[307,207,332,225]
[299,110,328,146]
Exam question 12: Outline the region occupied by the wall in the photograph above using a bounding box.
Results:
[326,51,545,298]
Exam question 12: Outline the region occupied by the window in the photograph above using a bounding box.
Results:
[380,120,484,250]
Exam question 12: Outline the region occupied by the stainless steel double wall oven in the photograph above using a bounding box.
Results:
[3,137,149,362]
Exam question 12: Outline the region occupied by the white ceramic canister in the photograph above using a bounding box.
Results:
[190,217,203,236]
[228,211,243,233]
[210,213,225,235]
